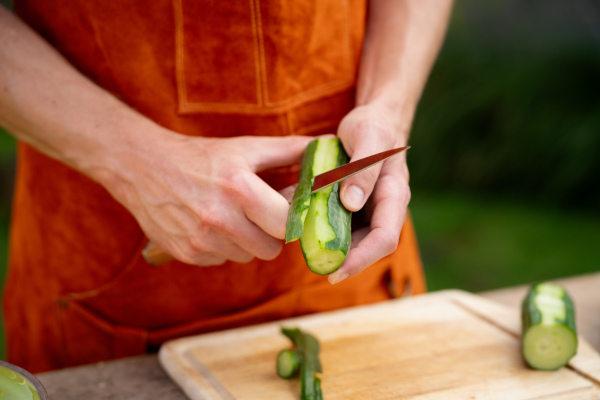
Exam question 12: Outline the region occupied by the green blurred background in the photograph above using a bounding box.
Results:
[409,0,600,291]
[1,0,599,361]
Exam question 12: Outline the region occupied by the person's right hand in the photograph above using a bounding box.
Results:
[102,131,314,266]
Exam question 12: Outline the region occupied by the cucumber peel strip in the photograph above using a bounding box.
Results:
[279,327,323,400]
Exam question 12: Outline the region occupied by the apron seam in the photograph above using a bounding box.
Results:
[253,0,269,105]
[249,0,264,106]
[64,236,148,300]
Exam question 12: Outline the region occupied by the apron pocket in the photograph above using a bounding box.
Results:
[174,0,356,115]
[58,298,147,367]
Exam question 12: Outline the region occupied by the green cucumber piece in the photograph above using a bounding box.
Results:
[521,282,578,370]
[286,140,319,243]
[279,327,323,400]
[285,138,351,275]
[0,365,41,400]
[276,349,300,379]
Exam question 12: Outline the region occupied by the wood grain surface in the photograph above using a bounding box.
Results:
[159,290,600,400]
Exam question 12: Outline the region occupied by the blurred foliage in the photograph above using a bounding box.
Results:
[407,0,600,292]
[412,191,600,292]
[409,0,600,210]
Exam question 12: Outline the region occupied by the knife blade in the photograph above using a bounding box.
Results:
[142,146,410,265]
[277,146,409,203]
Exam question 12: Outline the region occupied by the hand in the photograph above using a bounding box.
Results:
[329,105,411,284]
[104,131,314,266]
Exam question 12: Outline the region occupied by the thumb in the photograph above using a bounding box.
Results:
[339,129,395,212]
[243,135,315,172]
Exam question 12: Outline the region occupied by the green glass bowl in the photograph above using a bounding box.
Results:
[0,360,48,400]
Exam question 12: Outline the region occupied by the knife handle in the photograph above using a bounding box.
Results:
[142,241,173,266]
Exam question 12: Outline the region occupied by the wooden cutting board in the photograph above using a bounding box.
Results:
[159,290,600,399]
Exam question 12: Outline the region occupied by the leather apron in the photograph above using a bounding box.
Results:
[4,0,426,373]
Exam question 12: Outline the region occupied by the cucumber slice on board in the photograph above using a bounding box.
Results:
[276,349,300,379]
[285,138,351,275]
[521,282,578,370]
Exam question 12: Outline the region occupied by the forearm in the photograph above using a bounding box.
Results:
[0,8,167,187]
[357,0,453,133]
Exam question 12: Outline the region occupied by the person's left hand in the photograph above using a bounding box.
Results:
[329,104,411,284]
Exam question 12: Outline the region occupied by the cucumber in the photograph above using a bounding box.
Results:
[279,327,324,400]
[285,138,351,275]
[276,349,300,379]
[0,364,41,400]
[521,282,578,370]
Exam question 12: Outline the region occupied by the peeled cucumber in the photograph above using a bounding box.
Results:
[285,138,351,275]
[521,282,577,370]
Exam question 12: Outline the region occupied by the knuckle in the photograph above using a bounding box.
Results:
[221,170,250,199]
[235,253,255,264]
[382,236,398,256]
[188,236,210,254]
[206,214,229,233]
[363,167,379,184]
[196,208,230,233]
[348,169,378,190]
[193,256,226,267]
[210,257,227,266]
[171,249,196,265]
[259,242,283,261]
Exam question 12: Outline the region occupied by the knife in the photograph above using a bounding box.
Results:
[142,146,409,265]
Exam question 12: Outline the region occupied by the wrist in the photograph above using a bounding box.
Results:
[355,91,416,146]
[80,109,176,198]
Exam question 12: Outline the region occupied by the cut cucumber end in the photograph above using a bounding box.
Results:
[276,349,300,379]
[302,248,345,275]
[299,188,348,275]
[522,324,578,370]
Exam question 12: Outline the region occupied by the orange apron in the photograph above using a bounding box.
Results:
[4,0,426,373]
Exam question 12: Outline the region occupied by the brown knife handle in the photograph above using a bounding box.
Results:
[142,241,174,266]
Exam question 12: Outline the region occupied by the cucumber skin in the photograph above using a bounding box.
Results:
[285,140,319,243]
[521,282,577,369]
[281,327,323,400]
[323,146,351,253]
[521,282,577,337]
[285,138,352,275]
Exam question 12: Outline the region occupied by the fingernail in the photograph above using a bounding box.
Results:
[328,272,349,285]
[345,185,364,210]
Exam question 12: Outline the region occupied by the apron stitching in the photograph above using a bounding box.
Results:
[249,0,263,106]
[293,119,341,136]
[179,80,354,113]
[81,4,123,100]
[176,0,354,113]
[173,0,190,111]
[344,0,354,70]
[254,0,270,105]
[284,110,293,135]
[257,79,351,107]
